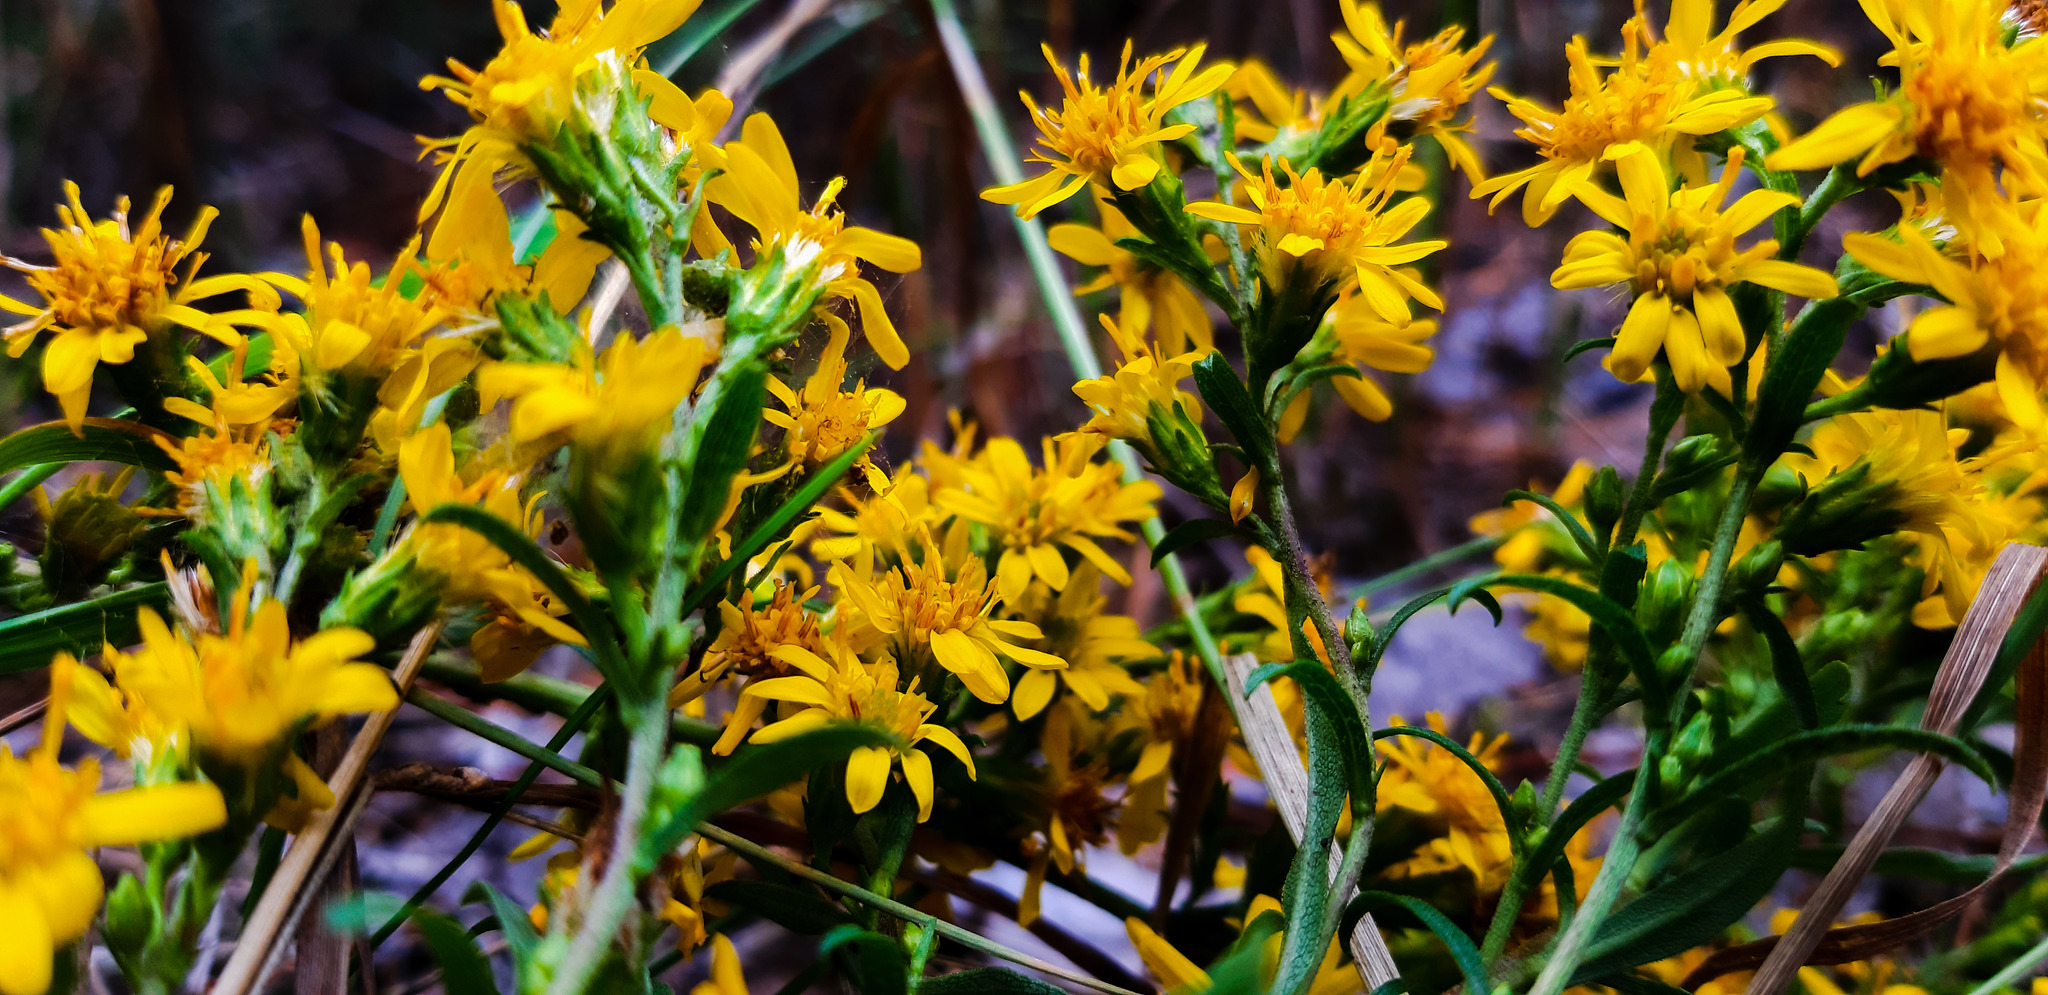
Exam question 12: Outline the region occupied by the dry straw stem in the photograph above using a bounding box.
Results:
[1717,542,2048,994]
[210,622,446,995]
[1224,653,1400,988]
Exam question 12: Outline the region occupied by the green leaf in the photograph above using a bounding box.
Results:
[1746,297,1859,460]
[1502,489,1602,562]
[706,880,851,935]
[0,583,168,673]
[1267,363,1363,422]
[1369,588,1453,666]
[0,420,178,474]
[1373,725,1523,855]
[677,364,768,545]
[1651,724,1995,831]
[918,968,1068,995]
[1151,517,1254,567]
[422,504,622,680]
[461,881,538,964]
[1573,820,1797,981]
[1245,660,1373,815]
[1194,353,1272,470]
[651,0,770,74]
[1738,599,1818,730]
[685,434,874,614]
[1116,235,1237,317]
[820,925,909,995]
[410,908,504,995]
[1564,336,1617,363]
[644,724,894,856]
[1516,770,1634,901]
[1348,892,1489,995]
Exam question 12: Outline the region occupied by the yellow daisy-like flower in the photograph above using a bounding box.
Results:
[398,423,585,680]
[0,738,224,995]
[0,184,271,431]
[693,581,826,742]
[766,313,905,470]
[828,530,1067,705]
[933,432,1160,603]
[262,217,446,382]
[1018,699,1119,927]
[1187,146,1446,319]
[982,41,1235,218]
[1766,0,2048,255]
[1331,0,1496,181]
[734,635,977,822]
[1550,148,1838,393]
[1647,0,1840,86]
[1073,313,1208,447]
[1842,204,2048,413]
[151,377,276,524]
[417,0,703,246]
[1321,289,1439,420]
[1002,563,1153,720]
[107,583,395,764]
[1472,18,1773,227]
[1050,196,1214,356]
[809,465,943,562]
[688,934,750,995]
[479,326,709,453]
[708,113,923,369]
[1114,649,1206,854]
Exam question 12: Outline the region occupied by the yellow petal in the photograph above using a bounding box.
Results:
[1013,668,1057,720]
[1904,305,1989,361]
[1025,543,1069,591]
[0,884,54,995]
[1766,101,1902,172]
[844,745,892,814]
[78,782,227,847]
[900,748,935,822]
[1607,293,1672,385]
[25,851,104,945]
[1230,466,1260,523]
[1742,259,1838,300]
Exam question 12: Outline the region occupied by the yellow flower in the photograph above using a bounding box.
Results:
[1843,204,2048,409]
[708,113,923,369]
[766,313,905,470]
[421,203,611,321]
[165,341,295,432]
[153,400,273,523]
[689,934,749,995]
[934,432,1160,603]
[1115,650,1206,854]
[809,466,943,562]
[1331,0,1496,181]
[263,217,445,381]
[733,634,976,821]
[655,837,733,958]
[982,42,1235,218]
[1766,0,2048,255]
[1234,546,1334,664]
[1376,713,1516,891]
[107,584,395,763]
[0,184,270,431]
[828,531,1067,704]
[0,743,224,995]
[479,326,709,452]
[1647,0,1839,87]
[1551,148,1837,393]
[693,581,825,740]
[1018,700,1119,927]
[417,0,703,245]
[1050,196,1213,356]
[1187,146,1446,318]
[1073,313,1208,446]
[1472,18,1773,227]
[56,653,178,763]
[1226,60,1322,145]
[1322,289,1438,420]
[1003,563,1153,719]
[398,423,585,679]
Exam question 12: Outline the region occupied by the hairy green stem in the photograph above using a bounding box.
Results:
[405,686,605,786]
[545,700,667,995]
[1787,165,1856,260]
[1525,468,1759,995]
[0,464,61,512]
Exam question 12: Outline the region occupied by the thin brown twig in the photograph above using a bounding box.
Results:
[0,697,47,737]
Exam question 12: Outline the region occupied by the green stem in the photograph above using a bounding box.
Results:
[1963,933,2048,995]
[930,0,1231,692]
[1348,534,1501,602]
[1524,468,1759,995]
[546,700,666,995]
[1801,383,1873,424]
[1614,368,1683,553]
[404,686,606,786]
[695,822,1146,995]
[1787,165,1856,260]
[0,464,60,511]
[420,655,722,745]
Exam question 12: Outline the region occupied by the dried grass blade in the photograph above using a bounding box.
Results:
[1695,543,2048,993]
[210,622,445,995]
[1224,653,1399,988]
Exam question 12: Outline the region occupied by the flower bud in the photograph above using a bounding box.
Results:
[1728,540,1786,599]
[1774,462,1908,556]
[1584,465,1625,541]
[36,470,145,601]
[1656,434,1738,499]
[1635,559,1693,647]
